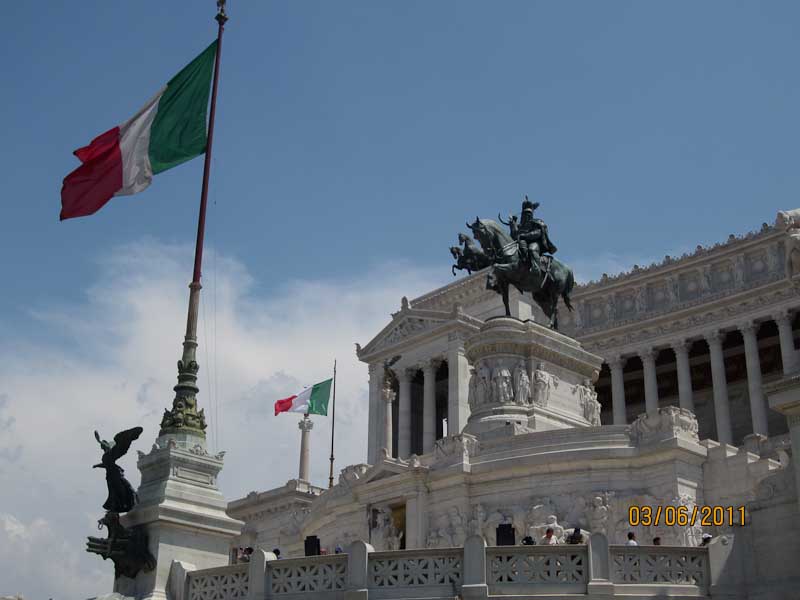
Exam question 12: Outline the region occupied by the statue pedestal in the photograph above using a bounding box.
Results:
[463,317,604,436]
[115,434,242,600]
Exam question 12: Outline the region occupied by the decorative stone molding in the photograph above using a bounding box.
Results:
[772,308,792,325]
[629,406,699,444]
[777,208,800,278]
[704,329,724,346]
[577,219,778,292]
[381,378,396,405]
[339,463,369,488]
[582,285,798,353]
[670,339,690,353]
[606,354,626,369]
[433,433,478,464]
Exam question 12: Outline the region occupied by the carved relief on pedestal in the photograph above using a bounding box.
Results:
[470,357,537,408]
[491,365,514,404]
[532,362,558,407]
[573,378,601,425]
[513,362,531,405]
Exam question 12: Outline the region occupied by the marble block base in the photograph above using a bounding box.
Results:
[463,317,604,436]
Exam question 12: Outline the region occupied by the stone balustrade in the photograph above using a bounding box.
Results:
[175,533,732,600]
[186,563,250,600]
[610,545,709,595]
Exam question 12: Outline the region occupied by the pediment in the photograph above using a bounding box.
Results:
[359,308,451,358]
[359,454,428,485]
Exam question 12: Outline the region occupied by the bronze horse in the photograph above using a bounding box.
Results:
[467,217,575,329]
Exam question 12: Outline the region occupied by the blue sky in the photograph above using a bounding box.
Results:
[1,2,799,597]
[3,1,799,328]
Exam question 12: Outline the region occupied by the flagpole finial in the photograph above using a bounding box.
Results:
[216,0,228,25]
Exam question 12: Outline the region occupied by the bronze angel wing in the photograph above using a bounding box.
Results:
[109,426,144,461]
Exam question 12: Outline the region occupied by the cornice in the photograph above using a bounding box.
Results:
[580,281,799,353]
[574,223,782,294]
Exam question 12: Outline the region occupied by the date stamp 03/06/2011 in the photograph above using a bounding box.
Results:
[628,505,746,527]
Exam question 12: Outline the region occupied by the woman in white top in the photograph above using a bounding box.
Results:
[540,527,558,545]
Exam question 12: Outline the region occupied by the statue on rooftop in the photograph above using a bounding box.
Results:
[452,196,575,330]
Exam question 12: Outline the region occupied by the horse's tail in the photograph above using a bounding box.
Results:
[562,267,575,311]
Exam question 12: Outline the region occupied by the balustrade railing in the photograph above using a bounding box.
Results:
[487,545,588,594]
[368,548,462,596]
[177,534,719,600]
[187,563,249,600]
[610,545,709,592]
[268,554,347,598]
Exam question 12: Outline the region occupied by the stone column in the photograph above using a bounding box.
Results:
[382,378,395,457]
[639,349,660,417]
[298,415,313,482]
[740,321,769,436]
[774,310,799,375]
[367,363,380,465]
[422,360,438,453]
[397,368,412,458]
[404,491,427,549]
[672,340,695,413]
[447,334,471,436]
[706,330,733,445]
[608,355,627,425]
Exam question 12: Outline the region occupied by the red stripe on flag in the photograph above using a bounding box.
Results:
[60,126,123,220]
[274,395,297,416]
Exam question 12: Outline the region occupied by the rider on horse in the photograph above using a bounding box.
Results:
[513,196,558,271]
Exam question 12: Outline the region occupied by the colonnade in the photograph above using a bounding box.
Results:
[368,342,472,462]
[606,310,799,445]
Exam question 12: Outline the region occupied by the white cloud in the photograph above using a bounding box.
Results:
[0,239,445,599]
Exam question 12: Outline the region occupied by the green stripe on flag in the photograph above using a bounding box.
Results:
[149,40,218,174]
[307,378,333,416]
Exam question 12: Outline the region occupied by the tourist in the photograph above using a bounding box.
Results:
[567,527,585,544]
[335,545,343,554]
[626,532,638,546]
[521,535,535,545]
[700,533,712,547]
[272,548,282,559]
[652,537,661,546]
[540,527,558,545]
[239,547,253,562]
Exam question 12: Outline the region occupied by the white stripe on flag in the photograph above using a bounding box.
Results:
[289,386,314,413]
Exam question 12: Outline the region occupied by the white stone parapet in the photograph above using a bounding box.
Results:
[177,533,729,600]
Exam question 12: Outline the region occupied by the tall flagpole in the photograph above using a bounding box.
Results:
[328,360,337,488]
[159,1,228,444]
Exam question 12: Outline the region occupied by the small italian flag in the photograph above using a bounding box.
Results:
[60,41,217,220]
[274,379,333,416]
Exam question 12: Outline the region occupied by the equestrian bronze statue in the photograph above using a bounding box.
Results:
[449,196,575,330]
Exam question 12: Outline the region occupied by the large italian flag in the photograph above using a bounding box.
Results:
[60,41,218,220]
[274,379,333,416]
